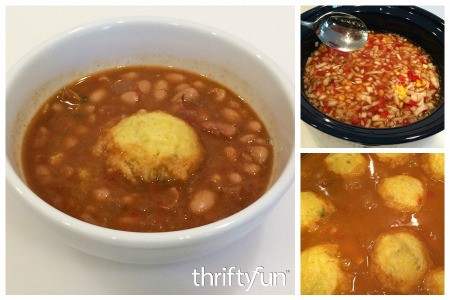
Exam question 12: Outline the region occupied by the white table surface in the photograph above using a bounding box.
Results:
[5,6,295,295]
[300,5,445,148]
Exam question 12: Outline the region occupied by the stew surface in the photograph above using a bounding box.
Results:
[301,153,444,295]
[303,32,441,128]
[22,66,273,232]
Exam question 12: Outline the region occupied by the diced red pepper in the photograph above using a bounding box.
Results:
[350,115,360,126]
[315,70,326,76]
[380,110,389,118]
[398,74,406,82]
[409,100,417,106]
[407,70,420,81]
[314,86,325,93]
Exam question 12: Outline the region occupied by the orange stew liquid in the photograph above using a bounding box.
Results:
[301,154,444,294]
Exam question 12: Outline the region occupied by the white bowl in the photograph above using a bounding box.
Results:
[5,17,294,264]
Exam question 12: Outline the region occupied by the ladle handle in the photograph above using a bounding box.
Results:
[301,20,316,30]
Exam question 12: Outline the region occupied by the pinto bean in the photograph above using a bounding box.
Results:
[229,172,242,184]
[89,88,107,103]
[189,189,216,214]
[240,134,256,144]
[165,73,186,82]
[174,83,191,92]
[36,164,52,178]
[210,173,222,184]
[121,195,136,205]
[209,87,226,101]
[193,81,205,89]
[33,127,49,148]
[49,152,64,165]
[153,89,168,101]
[153,80,169,101]
[120,91,139,104]
[92,187,110,201]
[171,87,199,103]
[224,146,238,162]
[122,71,138,80]
[137,80,151,94]
[202,121,238,138]
[247,120,262,132]
[52,102,64,112]
[248,146,269,165]
[154,79,169,90]
[221,108,241,123]
[243,163,261,175]
[63,136,78,149]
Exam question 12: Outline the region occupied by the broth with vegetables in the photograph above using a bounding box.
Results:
[22,66,273,232]
[301,153,444,295]
[303,32,441,128]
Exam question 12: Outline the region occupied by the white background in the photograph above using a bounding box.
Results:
[5,6,295,295]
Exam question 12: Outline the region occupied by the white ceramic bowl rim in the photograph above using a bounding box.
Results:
[6,16,294,249]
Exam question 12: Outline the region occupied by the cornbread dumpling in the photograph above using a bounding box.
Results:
[377,175,424,212]
[422,153,444,181]
[325,153,367,177]
[301,191,336,232]
[301,244,349,295]
[374,153,412,167]
[94,109,203,182]
[371,231,431,294]
[423,267,444,295]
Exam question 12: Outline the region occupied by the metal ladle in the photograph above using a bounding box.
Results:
[301,12,368,52]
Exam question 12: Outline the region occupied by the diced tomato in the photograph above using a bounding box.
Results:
[314,86,325,93]
[407,70,420,81]
[429,82,436,89]
[409,100,417,106]
[315,70,326,76]
[380,110,389,118]
[350,115,360,126]
[398,74,406,82]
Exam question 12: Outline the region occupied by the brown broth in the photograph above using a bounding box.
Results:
[22,66,273,232]
[301,153,444,294]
